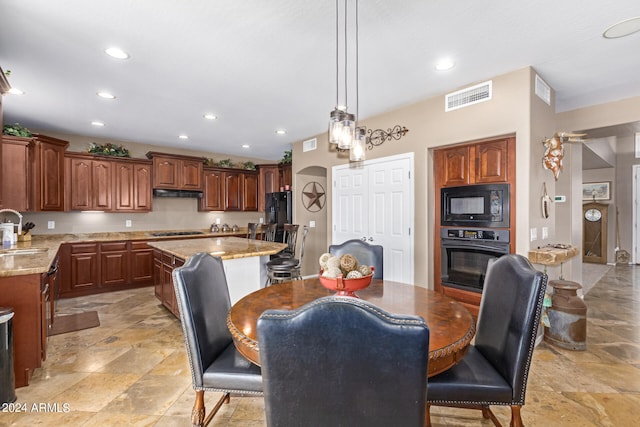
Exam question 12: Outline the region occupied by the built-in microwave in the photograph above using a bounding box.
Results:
[441,183,510,228]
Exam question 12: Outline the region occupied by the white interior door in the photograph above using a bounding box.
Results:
[332,153,414,284]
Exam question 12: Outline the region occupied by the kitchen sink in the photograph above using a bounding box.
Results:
[151,231,206,237]
[0,247,48,256]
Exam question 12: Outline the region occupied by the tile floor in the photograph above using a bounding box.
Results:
[2,264,639,426]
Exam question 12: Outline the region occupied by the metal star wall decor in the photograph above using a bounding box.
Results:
[302,181,326,212]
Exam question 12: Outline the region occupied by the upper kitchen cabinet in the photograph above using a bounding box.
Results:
[242,170,259,211]
[199,167,223,211]
[279,163,292,189]
[146,152,203,191]
[65,153,152,212]
[258,164,279,212]
[30,134,69,211]
[66,153,113,211]
[114,159,152,212]
[435,137,514,187]
[1,135,31,211]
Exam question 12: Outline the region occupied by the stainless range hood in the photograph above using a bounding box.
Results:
[152,189,203,198]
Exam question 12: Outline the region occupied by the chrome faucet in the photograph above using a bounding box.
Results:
[0,208,23,235]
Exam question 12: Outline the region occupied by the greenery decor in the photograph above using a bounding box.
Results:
[88,142,131,157]
[240,161,256,170]
[217,158,234,168]
[280,149,292,164]
[3,123,32,137]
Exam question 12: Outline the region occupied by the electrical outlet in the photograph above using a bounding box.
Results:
[125,220,132,228]
[47,221,55,229]
[541,226,548,240]
[215,218,221,225]
[309,220,316,228]
[530,227,537,242]
[259,217,264,224]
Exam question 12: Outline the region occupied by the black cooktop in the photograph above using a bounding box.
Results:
[151,231,206,237]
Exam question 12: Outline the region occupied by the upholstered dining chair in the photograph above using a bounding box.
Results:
[257,296,430,427]
[426,254,548,427]
[265,225,308,285]
[246,222,259,239]
[329,238,384,279]
[172,252,262,427]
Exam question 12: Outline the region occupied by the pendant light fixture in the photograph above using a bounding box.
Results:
[328,0,360,156]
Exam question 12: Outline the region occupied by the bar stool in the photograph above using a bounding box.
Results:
[266,226,308,285]
[247,223,259,239]
[261,223,277,241]
[274,224,299,259]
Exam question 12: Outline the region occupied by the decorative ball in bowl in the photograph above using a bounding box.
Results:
[318,252,374,297]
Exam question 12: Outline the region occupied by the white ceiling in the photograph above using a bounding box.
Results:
[1,0,639,161]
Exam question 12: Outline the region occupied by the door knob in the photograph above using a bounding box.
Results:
[368,237,373,242]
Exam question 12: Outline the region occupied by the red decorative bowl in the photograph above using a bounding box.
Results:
[318,268,374,297]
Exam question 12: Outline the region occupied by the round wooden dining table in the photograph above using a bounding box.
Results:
[227,277,476,377]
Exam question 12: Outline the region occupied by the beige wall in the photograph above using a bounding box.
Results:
[292,67,557,288]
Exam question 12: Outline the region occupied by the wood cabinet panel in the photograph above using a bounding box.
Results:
[155,250,184,317]
[114,160,152,212]
[147,152,203,191]
[1,135,30,210]
[259,164,279,212]
[279,163,292,188]
[199,168,223,211]
[100,242,128,287]
[438,146,470,187]
[131,242,154,285]
[224,171,242,211]
[30,135,68,211]
[69,244,100,292]
[67,155,113,211]
[0,273,46,387]
[472,139,509,183]
[242,171,258,211]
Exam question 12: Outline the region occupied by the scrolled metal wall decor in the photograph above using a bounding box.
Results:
[365,125,409,150]
[336,125,409,152]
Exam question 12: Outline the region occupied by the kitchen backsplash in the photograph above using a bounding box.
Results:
[20,198,265,235]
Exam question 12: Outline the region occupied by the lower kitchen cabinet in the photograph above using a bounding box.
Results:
[153,249,184,317]
[0,273,49,388]
[59,241,154,298]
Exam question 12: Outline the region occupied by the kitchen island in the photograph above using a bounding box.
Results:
[148,237,287,315]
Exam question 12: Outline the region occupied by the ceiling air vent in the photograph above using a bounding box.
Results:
[445,80,492,112]
[303,137,317,152]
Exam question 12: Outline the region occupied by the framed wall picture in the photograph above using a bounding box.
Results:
[582,181,611,201]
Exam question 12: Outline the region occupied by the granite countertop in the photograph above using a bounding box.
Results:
[147,236,287,261]
[527,244,580,266]
[0,228,272,278]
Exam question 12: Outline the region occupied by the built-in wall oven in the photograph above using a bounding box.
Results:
[440,228,509,293]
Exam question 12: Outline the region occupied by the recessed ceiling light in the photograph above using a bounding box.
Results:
[203,113,217,120]
[435,58,455,71]
[242,144,250,149]
[91,121,105,127]
[603,16,640,38]
[105,47,130,59]
[97,91,116,99]
[8,87,24,95]
[178,135,189,140]
[275,129,287,135]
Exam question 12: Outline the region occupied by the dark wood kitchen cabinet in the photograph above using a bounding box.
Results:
[154,249,184,317]
[0,273,49,387]
[30,134,68,211]
[258,164,279,212]
[66,153,113,211]
[59,241,154,298]
[435,138,514,187]
[279,163,292,189]
[1,135,31,211]
[146,152,203,190]
[242,170,259,211]
[100,242,129,287]
[223,170,242,211]
[199,167,224,211]
[114,159,153,212]
[0,68,10,207]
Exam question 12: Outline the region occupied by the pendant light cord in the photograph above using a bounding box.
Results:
[343,0,348,110]
[355,0,359,123]
[335,0,339,107]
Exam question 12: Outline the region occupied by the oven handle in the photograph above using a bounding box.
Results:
[441,238,510,253]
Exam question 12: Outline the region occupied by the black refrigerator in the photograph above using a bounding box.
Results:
[265,191,292,242]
